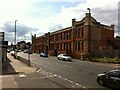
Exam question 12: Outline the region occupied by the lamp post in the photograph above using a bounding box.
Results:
[15,20,18,45]
[87,8,91,61]
[14,20,18,58]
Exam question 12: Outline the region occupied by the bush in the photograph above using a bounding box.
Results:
[92,58,120,64]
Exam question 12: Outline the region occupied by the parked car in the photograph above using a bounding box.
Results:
[57,54,72,61]
[10,50,17,56]
[97,69,120,89]
[40,52,48,57]
[23,49,28,53]
[7,49,10,53]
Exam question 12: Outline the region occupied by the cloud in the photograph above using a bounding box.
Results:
[1,21,38,43]
[49,24,63,32]
[0,0,119,44]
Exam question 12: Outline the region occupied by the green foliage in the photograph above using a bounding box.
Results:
[91,58,120,64]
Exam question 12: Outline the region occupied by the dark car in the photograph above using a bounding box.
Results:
[40,52,48,57]
[97,69,120,89]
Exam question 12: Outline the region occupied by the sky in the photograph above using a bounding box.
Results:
[0,0,119,45]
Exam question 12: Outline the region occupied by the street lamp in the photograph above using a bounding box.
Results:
[87,8,91,61]
[15,20,18,45]
[14,20,18,58]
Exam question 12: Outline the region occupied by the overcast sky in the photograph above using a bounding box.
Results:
[0,0,119,45]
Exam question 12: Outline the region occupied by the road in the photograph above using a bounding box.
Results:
[17,52,118,89]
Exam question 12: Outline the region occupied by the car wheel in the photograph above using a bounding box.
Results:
[63,58,65,61]
[58,57,60,60]
[97,79,104,86]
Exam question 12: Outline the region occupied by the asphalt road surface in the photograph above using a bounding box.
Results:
[17,52,118,89]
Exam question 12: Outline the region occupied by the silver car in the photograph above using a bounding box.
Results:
[57,54,72,61]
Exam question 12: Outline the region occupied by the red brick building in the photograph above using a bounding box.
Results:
[32,13,116,59]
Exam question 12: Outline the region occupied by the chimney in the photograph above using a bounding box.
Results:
[72,18,76,26]
[85,13,91,17]
[111,24,115,30]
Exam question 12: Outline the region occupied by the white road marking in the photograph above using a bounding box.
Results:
[75,83,79,86]
[38,67,87,89]
[19,74,26,78]
[58,75,62,78]
[30,75,56,79]
[68,80,74,83]
[53,74,57,77]
[63,78,67,80]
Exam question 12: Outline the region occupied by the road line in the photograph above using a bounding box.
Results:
[58,75,62,78]
[63,77,67,80]
[53,74,57,77]
[75,83,79,86]
[68,80,74,83]
[30,75,56,79]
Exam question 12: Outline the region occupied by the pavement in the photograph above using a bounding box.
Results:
[1,53,37,89]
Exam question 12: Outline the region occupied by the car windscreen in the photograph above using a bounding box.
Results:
[63,55,70,56]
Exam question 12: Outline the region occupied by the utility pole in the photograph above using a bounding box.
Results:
[14,20,18,58]
[87,8,91,61]
[15,20,18,45]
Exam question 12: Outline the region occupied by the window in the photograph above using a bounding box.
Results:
[64,31,69,40]
[66,42,68,50]
[75,29,77,38]
[51,44,54,50]
[81,28,84,37]
[57,43,59,50]
[82,41,84,50]
[78,42,80,50]
[75,42,77,50]
[69,30,72,39]
[108,71,120,78]
[69,42,71,50]
[55,34,58,41]
[60,43,62,50]
[78,29,80,37]
[60,33,62,40]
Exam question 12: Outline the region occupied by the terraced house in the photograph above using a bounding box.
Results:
[32,13,119,59]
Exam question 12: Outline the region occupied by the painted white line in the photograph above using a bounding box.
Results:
[68,80,74,83]
[81,86,87,89]
[19,74,26,78]
[30,75,56,79]
[53,74,57,77]
[58,75,62,78]
[75,83,79,86]
[63,78,67,80]
[77,84,82,87]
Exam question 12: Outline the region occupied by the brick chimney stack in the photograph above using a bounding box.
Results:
[72,18,76,26]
